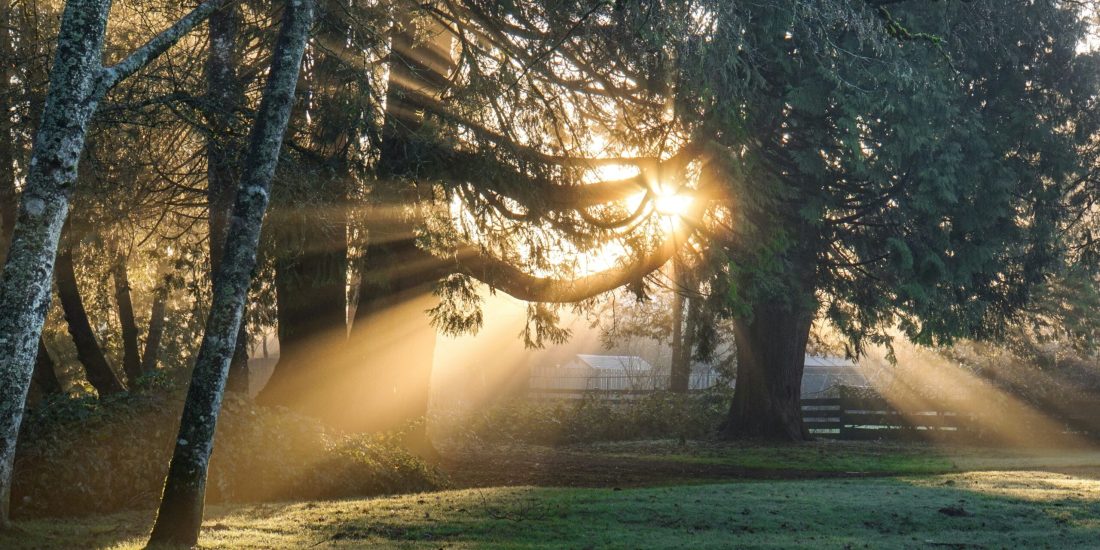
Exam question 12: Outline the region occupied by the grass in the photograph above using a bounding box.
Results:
[571,439,1100,475]
[6,470,1100,548]
[10,441,1100,548]
[574,439,958,474]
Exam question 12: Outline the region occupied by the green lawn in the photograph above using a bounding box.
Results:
[572,439,1100,475]
[7,470,1100,548]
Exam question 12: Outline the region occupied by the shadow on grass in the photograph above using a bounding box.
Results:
[6,470,1100,548]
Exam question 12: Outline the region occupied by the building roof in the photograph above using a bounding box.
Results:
[575,354,654,371]
[804,354,857,368]
[801,354,868,396]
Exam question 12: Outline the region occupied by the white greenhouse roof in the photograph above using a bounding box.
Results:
[804,354,858,368]
[575,354,654,371]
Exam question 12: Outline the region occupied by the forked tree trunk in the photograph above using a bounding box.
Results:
[112,254,143,384]
[141,275,169,373]
[56,244,127,396]
[148,2,313,544]
[206,3,251,394]
[719,301,814,441]
[0,0,228,527]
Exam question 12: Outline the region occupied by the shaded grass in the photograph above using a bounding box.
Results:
[6,470,1100,549]
[570,439,1100,475]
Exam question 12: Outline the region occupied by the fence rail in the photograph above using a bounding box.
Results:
[800,398,1100,440]
[528,372,723,397]
[800,397,978,441]
[525,382,1100,441]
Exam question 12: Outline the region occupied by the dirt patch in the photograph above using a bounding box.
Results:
[438,446,884,488]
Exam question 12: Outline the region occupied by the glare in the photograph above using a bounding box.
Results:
[653,190,692,217]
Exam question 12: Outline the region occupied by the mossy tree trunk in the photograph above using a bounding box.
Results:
[206,3,251,394]
[0,0,231,528]
[148,1,313,544]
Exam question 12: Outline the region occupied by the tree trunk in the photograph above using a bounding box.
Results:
[669,280,687,392]
[348,238,439,454]
[0,0,15,269]
[328,16,454,451]
[112,254,143,384]
[719,301,814,441]
[681,296,699,389]
[0,3,113,526]
[141,274,169,373]
[260,228,348,405]
[32,340,62,395]
[56,243,127,396]
[258,0,356,407]
[0,0,228,527]
[206,3,251,394]
[148,2,312,544]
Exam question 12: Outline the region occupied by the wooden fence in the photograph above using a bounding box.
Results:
[801,397,975,441]
[528,372,723,399]
[800,396,1100,442]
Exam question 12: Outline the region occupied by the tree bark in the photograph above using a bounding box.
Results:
[0,13,14,270]
[678,296,700,391]
[32,340,62,395]
[206,3,251,394]
[348,235,439,454]
[308,15,454,451]
[719,301,814,441]
[260,224,348,405]
[112,253,143,384]
[148,1,313,544]
[259,0,356,406]
[56,242,127,396]
[141,275,169,373]
[669,269,688,392]
[0,0,231,527]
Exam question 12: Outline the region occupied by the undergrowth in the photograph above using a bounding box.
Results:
[13,373,444,518]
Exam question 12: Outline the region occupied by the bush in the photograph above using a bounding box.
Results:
[12,384,445,518]
[445,388,733,445]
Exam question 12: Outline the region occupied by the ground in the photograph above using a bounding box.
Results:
[7,441,1100,549]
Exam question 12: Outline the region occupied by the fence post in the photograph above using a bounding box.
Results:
[838,390,852,439]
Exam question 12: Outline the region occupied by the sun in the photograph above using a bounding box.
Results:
[653,190,692,217]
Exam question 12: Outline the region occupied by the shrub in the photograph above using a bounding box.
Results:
[444,388,733,445]
[12,385,445,518]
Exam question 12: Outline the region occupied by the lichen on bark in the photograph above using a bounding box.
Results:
[148,0,315,544]
[0,0,232,527]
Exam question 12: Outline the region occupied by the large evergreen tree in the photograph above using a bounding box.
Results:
[696,0,1100,439]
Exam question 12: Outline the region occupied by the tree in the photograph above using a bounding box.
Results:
[703,0,1100,439]
[55,234,127,395]
[0,0,229,527]
[205,2,255,393]
[148,0,313,543]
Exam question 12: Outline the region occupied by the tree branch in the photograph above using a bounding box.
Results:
[451,191,712,302]
[99,0,234,92]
